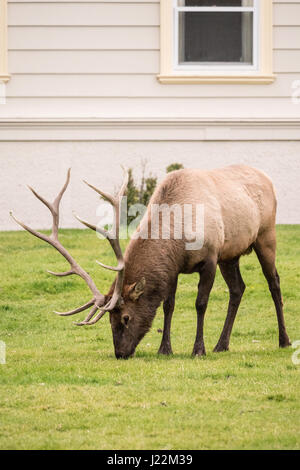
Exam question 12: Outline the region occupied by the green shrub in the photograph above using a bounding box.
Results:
[126,162,184,223]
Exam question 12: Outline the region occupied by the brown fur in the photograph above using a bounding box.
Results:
[108,165,291,358]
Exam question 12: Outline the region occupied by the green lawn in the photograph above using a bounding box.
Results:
[0,226,299,450]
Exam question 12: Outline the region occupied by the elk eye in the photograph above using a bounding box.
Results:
[122,314,130,327]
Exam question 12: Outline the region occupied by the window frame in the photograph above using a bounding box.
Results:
[0,0,10,83]
[174,1,259,72]
[158,0,275,84]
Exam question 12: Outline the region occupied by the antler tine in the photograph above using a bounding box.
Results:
[53,167,71,210]
[74,305,107,326]
[95,260,123,272]
[73,211,106,237]
[10,211,52,245]
[76,169,128,269]
[75,310,106,326]
[51,167,71,239]
[73,169,128,324]
[54,299,95,316]
[83,180,115,206]
[10,169,106,322]
[118,167,129,199]
[47,269,74,277]
[27,185,53,214]
[26,168,71,241]
[75,287,124,326]
[73,212,123,271]
[83,168,128,208]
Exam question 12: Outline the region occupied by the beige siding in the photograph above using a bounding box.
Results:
[1,1,299,231]
[2,0,300,118]
[8,26,160,50]
[6,49,300,74]
[8,25,299,51]
[8,3,160,26]
[274,3,300,24]
[6,73,299,98]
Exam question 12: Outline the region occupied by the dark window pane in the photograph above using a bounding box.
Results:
[178,1,254,7]
[179,11,253,64]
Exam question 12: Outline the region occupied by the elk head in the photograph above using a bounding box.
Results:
[108,276,150,359]
[10,168,148,359]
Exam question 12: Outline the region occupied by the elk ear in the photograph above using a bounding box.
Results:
[128,277,146,301]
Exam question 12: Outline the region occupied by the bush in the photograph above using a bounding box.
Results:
[126,162,183,224]
[166,163,184,173]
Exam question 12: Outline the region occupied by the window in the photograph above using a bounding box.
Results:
[0,0,10,83]
[158,0,275,84]
[177,1,256,68]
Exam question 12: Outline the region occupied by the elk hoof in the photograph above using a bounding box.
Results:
[213,343,229,353]
[192,345,206,357]
[158,344,173,355]
[279,338,291,348]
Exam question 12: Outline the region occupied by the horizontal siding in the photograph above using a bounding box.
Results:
[8,0,159,3]
[274,26,300,49]
[10,0,294,2]
[8,3,160,26]
[5,74,300,98]
[4,0,300,120]
[7,2,299,26]
[8,50,300,74]
[8,50,159,73]
[8,26,160,50]
[274,3,300,25]
[274,50,300,72]
[8,26,300,51]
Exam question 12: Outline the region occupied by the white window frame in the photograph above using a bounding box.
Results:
[158,0,275,84]
[0,0,10,83]
[174,0,259,72]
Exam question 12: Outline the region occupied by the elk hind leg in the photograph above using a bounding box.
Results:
[254,230,291,348]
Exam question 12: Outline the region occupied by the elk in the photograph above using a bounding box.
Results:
[10,164,291,359]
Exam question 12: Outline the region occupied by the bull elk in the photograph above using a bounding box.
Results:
[10,164,291,359]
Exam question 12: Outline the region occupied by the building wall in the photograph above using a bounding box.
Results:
[0,0,300,230]
[1,0,300,118]
[1,140,300,231]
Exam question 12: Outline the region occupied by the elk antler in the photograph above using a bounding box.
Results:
[10,168,128,326]
[73,168,128,325]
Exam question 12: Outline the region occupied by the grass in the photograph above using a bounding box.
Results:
[0,226,299,450]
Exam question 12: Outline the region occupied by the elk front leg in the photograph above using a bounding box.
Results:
[192,258,217,357]
[158,278,178,355]
[214,258,245,352]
